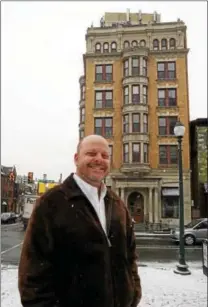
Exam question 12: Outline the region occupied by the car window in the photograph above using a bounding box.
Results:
[195,221,208,230]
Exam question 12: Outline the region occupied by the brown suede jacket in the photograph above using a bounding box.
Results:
[18,174,142,307]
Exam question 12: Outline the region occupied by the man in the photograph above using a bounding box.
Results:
[18,134,142,307]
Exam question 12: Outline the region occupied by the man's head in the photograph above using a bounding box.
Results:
[74,135,110,188]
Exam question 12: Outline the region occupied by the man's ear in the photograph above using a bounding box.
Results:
[74,153,78,166]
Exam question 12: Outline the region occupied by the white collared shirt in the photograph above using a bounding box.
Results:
[73,173,107,234]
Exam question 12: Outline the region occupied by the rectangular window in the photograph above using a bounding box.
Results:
[143,58,147,76]
[94,117,113,138]
[123,144,129,163]
[143,114,148,133]
[132,57,140,76]
[132,85,140,104]
[132,143,140,162]
[123,59,129,77]
[123,114,129,133]
[80,108,85,123]
[159,145,178,165]
[158,88,177,107]
[143,143,149,163]
[143,86,148,104]
[162,196,179,218]
[109,145,113,163]
[95,64,113,82]
[132,113,140,132]
[158,116,178,135]
[157,62,176,80]
[95,91,113,108]
[124,86,129,105]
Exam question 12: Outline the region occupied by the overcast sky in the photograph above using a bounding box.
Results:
[2,1,207,181]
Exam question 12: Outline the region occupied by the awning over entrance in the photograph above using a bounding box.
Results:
[162,188,179,196]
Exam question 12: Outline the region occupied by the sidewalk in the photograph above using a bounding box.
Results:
[135,231,171,238]
[1,262,207,307]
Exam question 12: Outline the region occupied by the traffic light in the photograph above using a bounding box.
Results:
[28,172,33,184]
[9,172,15,181]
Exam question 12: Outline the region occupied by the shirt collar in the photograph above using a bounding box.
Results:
[73,173,107,199]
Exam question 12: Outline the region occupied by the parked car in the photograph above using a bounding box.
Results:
[170,218,208,246]
[1,212,17,224]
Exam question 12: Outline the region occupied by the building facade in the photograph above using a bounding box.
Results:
[1,165,17,212]
[78,11,191,226]
[190,118,208,218]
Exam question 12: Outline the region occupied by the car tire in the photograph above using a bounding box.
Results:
[184,234,195,246]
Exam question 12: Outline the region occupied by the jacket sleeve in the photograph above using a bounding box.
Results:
[18,198,61,307]
[126,209,142,307]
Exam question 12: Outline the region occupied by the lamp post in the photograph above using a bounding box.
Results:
[173,121,191,275]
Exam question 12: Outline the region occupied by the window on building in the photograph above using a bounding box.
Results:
[124,41,130,49]
[95,64,113,82]
[159,145,178,165]
[132,85,140,104]
[143,114,148,133]
[169,38,176,49]
[157,62,176,80]
[143,143,149,163]
[158,88,177,107]
[123,114,129,133]
[132,40,138,47]
[80,130,84,140]
[109,145,113,162]
[142,57,147,76]
[132,57,140,76]
[124,86,129,105]
[103,42,109,53]
[158,117,178,135]
[124,59,129,77]
[81,85,85,100]
[123,143,129,163]
[162,195,179,218]
[140,40,146,47]
[94,117,113,138]
[80,108,85,123]
[95,43,101,53]
[143,86,148,104]
[95,91,113,108]
[111,42,117,52]
[132,113,140,132]
[161,38,167,50]
[132,143,140,162]
[153,39,159,50]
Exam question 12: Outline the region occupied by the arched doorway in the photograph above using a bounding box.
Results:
[128,192,144,223]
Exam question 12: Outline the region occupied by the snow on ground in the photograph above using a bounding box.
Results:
[1,262,207,307]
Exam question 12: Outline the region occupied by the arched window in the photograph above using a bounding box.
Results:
[140,40,146,47]
[123,40,130,49]
[103,42,109,53]
[95,43,101,53]
[111,42,117,52]
[161,38,167,50]
[132,40,138,47]
[170,38,176,49]
[153,39,159,50]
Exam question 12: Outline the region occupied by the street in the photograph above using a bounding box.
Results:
[1,222,203,266]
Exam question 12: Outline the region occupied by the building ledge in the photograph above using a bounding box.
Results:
[121,163,151,174]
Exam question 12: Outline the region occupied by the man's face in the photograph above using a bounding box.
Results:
[74,139,110,187]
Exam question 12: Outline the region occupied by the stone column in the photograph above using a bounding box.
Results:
[129,85,132,104]
[129,113,132,133]
[148,188,153,223]
[154,188,159,223]
[121,188,125,202]
[129,57,132,76]
[140,57,143,77]
[115,188,119,196]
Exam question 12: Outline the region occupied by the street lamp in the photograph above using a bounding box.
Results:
[173,120,191,275]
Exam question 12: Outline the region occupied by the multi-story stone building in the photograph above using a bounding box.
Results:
[1,165,17,212]
[78,10,191,226]
[190,118,208,218]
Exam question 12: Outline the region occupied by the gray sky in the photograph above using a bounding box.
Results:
[2,1,207,181]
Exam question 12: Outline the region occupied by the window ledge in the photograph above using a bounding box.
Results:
[93,107,114,112]
[156,78,178,82]
[159,164,178,168]
[156,106,179,110]
[94,80,114,85]
[157,135,176,138]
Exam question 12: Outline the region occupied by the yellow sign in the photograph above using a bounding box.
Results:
[38,182,58,194]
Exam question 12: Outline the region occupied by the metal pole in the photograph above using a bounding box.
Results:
[174,136,191,275]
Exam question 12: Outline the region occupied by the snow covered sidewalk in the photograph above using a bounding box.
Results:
[1,262,207,307]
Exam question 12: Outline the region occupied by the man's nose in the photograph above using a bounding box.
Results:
[94,153,103,161]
